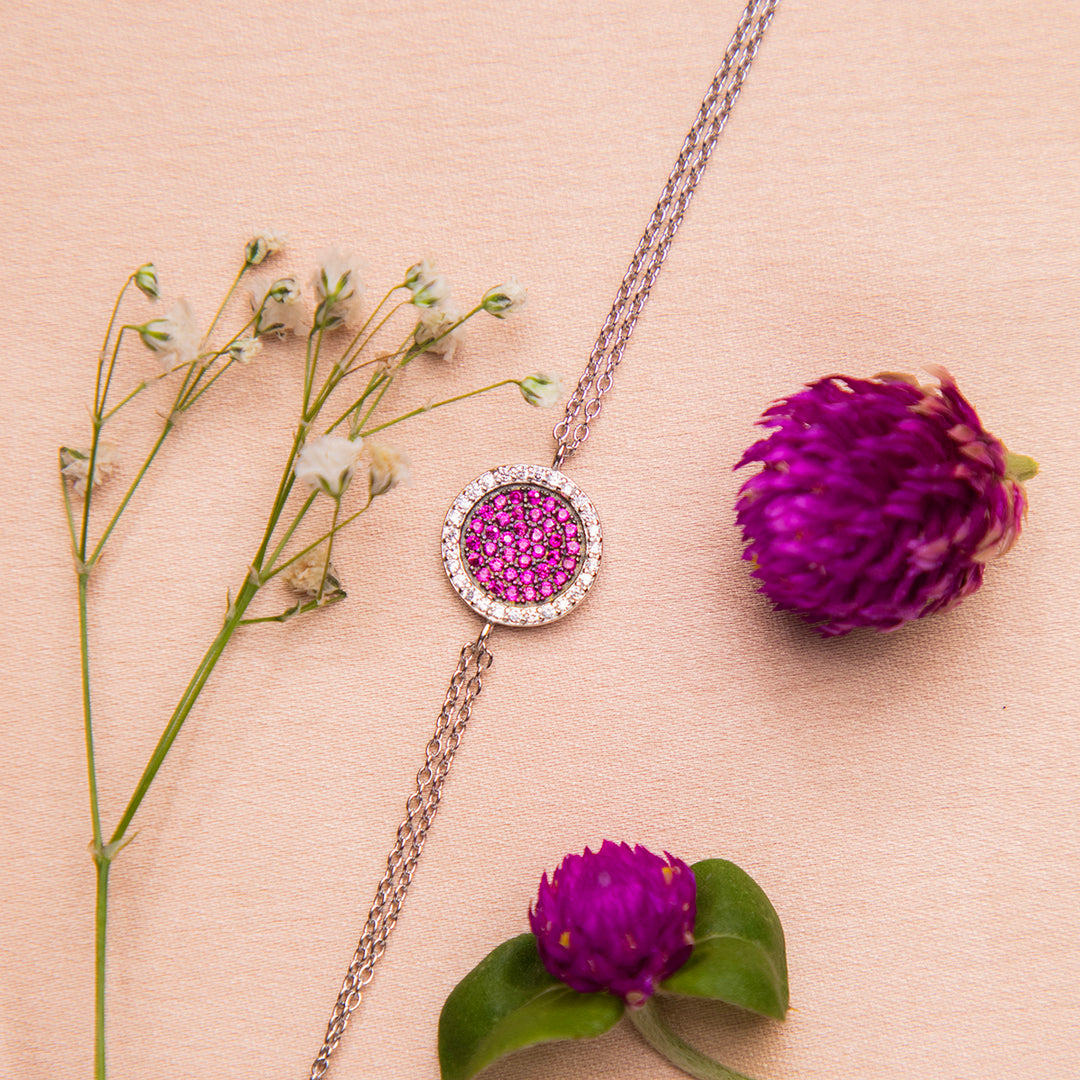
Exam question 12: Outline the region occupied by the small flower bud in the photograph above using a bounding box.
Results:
[136,299,199,368]
[228,336,262,364]
[518,372,561,408]
[61,443,120,497]
[293,434,364,498]
[367,443,411,497]
[414,304,466,361]
[404,260,453,308]
[481,277,528,318]
[244,230,286,266]
[133,263,159,300]
[246,275,308,337]
[311,247,366,330]
[280,545,343,597]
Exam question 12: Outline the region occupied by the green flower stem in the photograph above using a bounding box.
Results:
[341,298,411,373]
[353,371,394,435]
[107,574,259,846]
[237,591,345,625]
[100,380,151,423]
[78,572,103,847]
[78,419,103,563]
[360,380,519,438]
[627,999,761,1080]
[97,326,136,421]
[59,451,81,559]
[304,324,328,414]
[179,313,259,411]
[263,490,319,575]
[200,262,249,348]
[95,277,134,413]
[316,499,340,604]
[88,421,173,567]
[323,369,389,436]
[263,494,373,583]
[179,356,236,412]
[94,858,109,1080]
[338,286,406,369]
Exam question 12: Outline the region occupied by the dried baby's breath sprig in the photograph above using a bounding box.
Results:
[63,243,535,1080]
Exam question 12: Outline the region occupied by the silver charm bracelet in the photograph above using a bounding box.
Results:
[309,2,779,1075]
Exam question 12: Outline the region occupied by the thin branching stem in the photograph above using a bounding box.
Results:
[263,490,319,575]
[95,277,134,413]
[263,495,374,582]
[361,380,519,438]
[316,499,341,605]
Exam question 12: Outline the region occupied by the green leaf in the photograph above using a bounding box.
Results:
[439,932,625,1080]
[661,859,788,1021]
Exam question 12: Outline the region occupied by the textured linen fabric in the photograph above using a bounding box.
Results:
[2,2,1078,1079]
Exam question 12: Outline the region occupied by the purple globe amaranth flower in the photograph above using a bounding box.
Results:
[735,368,1037,637]
[528,841,696,1007]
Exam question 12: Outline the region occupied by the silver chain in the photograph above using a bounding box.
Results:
[552,0,778,468]
[309,3,778,1074]
[308,623,493,1079]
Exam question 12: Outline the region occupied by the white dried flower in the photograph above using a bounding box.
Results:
[414,303,466,360]
[311,247,366,330]
[137,298,200,369]
[482,277,528,318]
[280,546,343,597]
[367,443,411,497]
[61,443,120,496]
[245,229,286,266]
[133,263,159,300]
[518,372,562,408]
[404,260,453,308]
[246,275,309,337]
[228,336,262,364]
[293,434,364,498]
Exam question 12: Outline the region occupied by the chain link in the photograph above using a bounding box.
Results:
[307,4,779,1073]
[308,622,494,1080]
[552,0,779,468]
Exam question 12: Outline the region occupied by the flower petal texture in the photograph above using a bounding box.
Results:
[293,434,363,498]
[734,369,1032,637]
[529,841,696,1006]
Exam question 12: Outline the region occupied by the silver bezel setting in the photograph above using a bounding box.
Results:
[442,464,602,627]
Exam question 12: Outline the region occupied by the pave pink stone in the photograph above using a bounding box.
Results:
[460,484,584,604]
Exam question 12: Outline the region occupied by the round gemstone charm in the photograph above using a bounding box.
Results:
[442,464,602,627]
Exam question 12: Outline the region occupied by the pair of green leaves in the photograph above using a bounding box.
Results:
[438,859,788,1080]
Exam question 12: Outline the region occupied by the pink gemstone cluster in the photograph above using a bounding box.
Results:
[463,485,582,604]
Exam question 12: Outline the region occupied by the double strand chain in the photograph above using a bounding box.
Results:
[554,0,777,468]
[309,2,778,1075]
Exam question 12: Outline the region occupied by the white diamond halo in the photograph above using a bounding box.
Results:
[442,464,602,627]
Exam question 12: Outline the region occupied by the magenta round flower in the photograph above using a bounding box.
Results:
[735,369,1035,637]
[528,841,696,1006]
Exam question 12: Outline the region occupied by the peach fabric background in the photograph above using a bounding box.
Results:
[2,1,1077,1078]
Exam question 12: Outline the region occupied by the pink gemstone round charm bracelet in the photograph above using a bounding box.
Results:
[309,3,779,1074]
